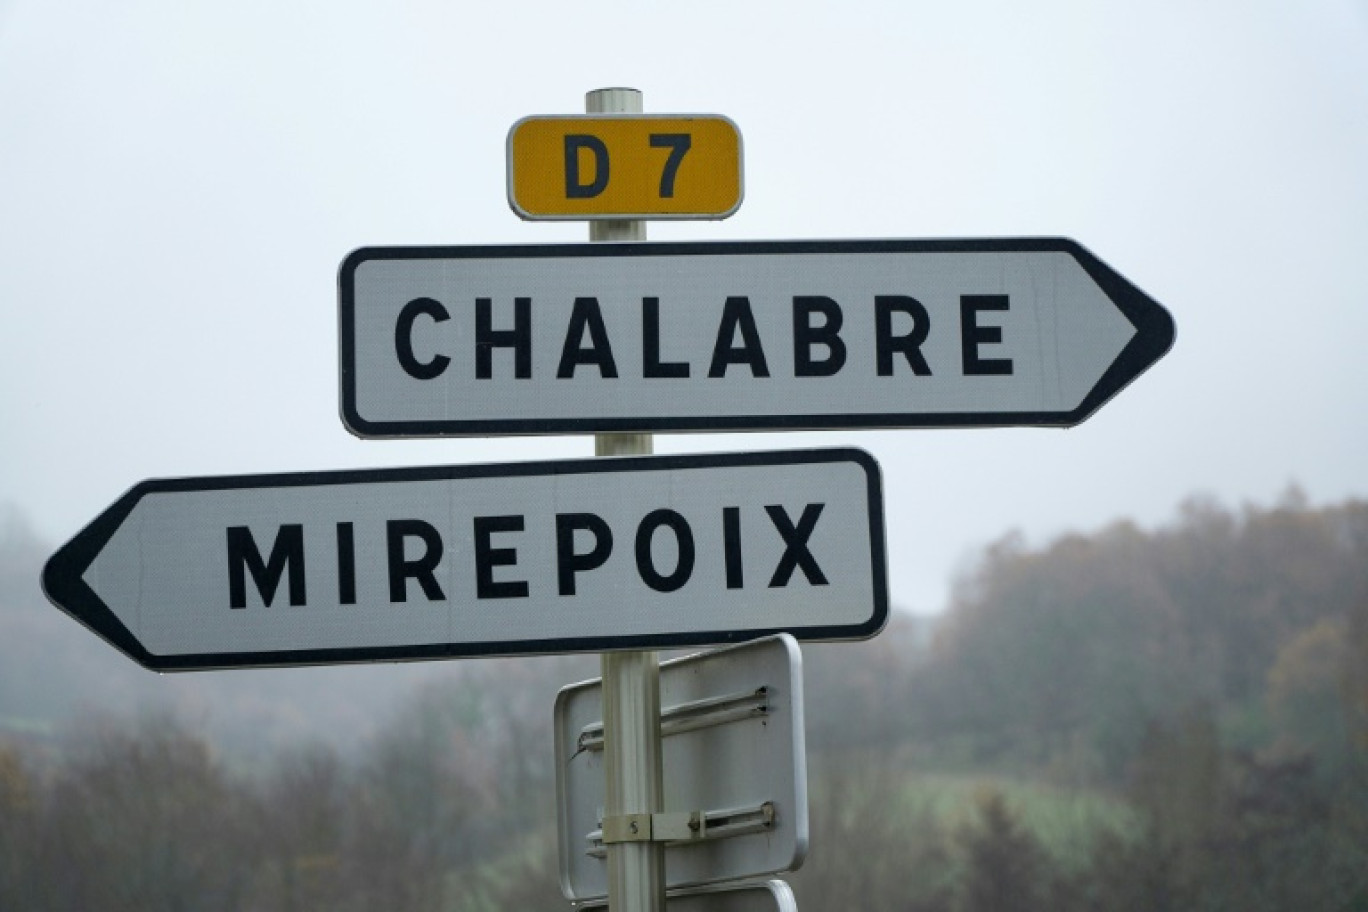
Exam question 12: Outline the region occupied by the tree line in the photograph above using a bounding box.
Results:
[796,489,1368,910]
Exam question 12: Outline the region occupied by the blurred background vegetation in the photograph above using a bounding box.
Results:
[2,489,1366,910]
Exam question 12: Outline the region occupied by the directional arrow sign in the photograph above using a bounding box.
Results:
[42,449,886,671]
[338,238,1175,437]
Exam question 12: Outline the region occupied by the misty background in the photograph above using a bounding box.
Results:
[2,3,1367,909]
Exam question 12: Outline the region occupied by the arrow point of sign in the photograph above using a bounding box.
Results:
[42,485,159,671]
[1062,239,1177,425]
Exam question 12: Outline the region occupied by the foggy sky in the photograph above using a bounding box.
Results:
[2,0,1365,615]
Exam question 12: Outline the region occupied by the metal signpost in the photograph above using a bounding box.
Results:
[581,87,666,912]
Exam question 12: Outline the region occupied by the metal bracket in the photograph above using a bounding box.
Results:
[576,686,771,755]
[601,811,705,845]
[589,802,775,856]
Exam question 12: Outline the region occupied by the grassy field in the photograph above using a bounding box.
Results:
[899,772,1142,873]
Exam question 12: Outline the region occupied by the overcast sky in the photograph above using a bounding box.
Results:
[2,0,1365,617]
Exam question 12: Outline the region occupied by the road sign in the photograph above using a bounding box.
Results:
[556,635,807,901]
[580,880,797,912]
[42,449,886,671]
[507,114,742,220]
[338,237,1174,437]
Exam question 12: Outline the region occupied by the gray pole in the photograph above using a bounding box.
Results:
[588,87,665,912]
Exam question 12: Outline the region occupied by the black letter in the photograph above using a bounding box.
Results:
[766,504,828,587]
[474,515,529,599]
[386,520,445,603]
[960,295,1013,376]
[793,296,847,377]
[635,509,696,593]
[649,133,691,198]
[708,296,770,378]
[556,513,614,596]
[643,297,689,378]
[557,297,619,378]
[723,506,743,590]
[337,522,356,605]
[227,525,306,608]
[394,297,451,380]
[565,134,609,198]
[875,295,932,376]
[476,297,532,379]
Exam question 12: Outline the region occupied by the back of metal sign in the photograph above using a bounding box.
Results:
[578,879,797,912]
[554,634,807,902]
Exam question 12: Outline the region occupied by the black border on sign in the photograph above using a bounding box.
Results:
[41,449,888,672]
[337,237,1175,438]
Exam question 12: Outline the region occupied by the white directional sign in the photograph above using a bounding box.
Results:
[42,450,886,671]
[556,635,807,901]
[339,238,1174,437]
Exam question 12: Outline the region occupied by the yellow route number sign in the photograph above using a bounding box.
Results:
[507,114,743,220]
